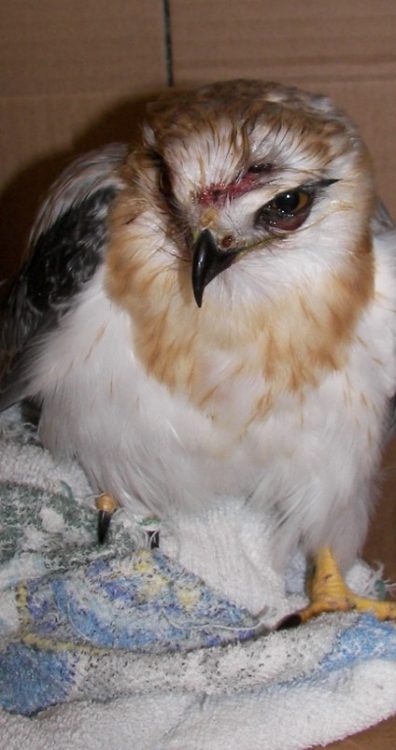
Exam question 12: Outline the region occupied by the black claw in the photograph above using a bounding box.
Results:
[97,510,113,545]
[276,613,303,631]
[147,530,160,549]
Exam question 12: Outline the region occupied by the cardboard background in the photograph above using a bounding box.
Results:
[1,1,396,279]
[0,3,395,746]
[0,0,166,277]
[170,0,396,220]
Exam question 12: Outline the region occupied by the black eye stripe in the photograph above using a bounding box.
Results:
[147,150,172,191]
[247,162,273,175]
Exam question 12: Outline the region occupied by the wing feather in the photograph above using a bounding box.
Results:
[0,143,128,409]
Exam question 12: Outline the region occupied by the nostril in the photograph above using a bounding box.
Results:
[221,234,234,249]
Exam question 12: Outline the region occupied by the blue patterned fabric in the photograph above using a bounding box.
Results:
[0,416,258,715]
[1,407,396,741]
[1,545,258,715]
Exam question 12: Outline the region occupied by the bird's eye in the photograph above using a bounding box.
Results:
[270,190,310,215]
[255,188,313,231]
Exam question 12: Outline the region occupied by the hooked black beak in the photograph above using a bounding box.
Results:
[192,229,240,307]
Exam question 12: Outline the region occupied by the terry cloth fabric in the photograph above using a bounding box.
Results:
[0,405,396,750]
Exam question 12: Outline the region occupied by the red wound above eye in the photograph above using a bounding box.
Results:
[198,172,261,206]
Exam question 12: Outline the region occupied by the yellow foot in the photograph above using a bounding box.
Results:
[278,546,396,629]
[95,493,119,544]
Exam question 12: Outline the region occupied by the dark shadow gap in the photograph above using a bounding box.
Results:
[163,0,174,87]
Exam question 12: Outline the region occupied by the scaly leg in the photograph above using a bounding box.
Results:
[278,546,396,629]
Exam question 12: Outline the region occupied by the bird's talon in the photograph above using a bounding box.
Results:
[97,510,112,545]
[276,613,303,630]
[96,493,119,544]
[277,546,396,628]
[147,529,160,549]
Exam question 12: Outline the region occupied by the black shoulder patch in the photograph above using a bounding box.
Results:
[2,186,117,352]
[25,185,117,311]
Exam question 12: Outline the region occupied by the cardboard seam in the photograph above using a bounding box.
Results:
[163,0,174,87]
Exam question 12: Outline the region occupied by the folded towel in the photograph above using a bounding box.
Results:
[0,406,395,749]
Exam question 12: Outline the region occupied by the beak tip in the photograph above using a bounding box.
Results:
[193,288,203,308]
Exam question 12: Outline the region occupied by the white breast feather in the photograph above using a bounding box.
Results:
[30,228,396,572]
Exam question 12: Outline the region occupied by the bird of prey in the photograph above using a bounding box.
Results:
[1,79,396,625]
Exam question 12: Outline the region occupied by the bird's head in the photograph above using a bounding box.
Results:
[111,79,375,310]
[106,80,377,400]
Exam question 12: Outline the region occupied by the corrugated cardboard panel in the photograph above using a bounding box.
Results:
[0,92,157,277]
[0,0,165,97]
[170,0,396,214]
[0,0,166,277]
[170,0,396,84]
[307,79,396,218]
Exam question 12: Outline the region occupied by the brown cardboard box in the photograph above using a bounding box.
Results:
[0,0,167,278]
[170,0,396,216]
[1,0,395,277]
[0,2,395,746]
